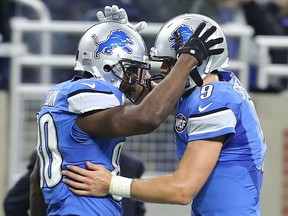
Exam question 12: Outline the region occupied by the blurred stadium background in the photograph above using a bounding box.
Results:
[1,0,288,215]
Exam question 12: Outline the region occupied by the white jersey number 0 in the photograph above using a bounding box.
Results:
[37,113,63,188]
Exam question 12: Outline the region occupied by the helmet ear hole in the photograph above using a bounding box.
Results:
[103,65,112,72]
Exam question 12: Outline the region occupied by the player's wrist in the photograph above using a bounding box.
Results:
[177,39,206,65]
[178,53,199,68]
[109,175,133,198]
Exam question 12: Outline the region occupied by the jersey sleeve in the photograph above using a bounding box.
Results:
[187,106,237,141]
[67,80,123,114]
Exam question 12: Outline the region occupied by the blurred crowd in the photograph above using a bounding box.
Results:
[1,0,288,91]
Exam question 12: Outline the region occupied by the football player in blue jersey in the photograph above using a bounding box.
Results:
[61,11,267,216]
[29,10,225,216]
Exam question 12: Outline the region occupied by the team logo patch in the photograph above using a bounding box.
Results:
[43,90,60,107]
[169,25,193,50]
[175,113,188,133]
[93,30,134,58]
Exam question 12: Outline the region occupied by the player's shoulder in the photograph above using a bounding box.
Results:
[66,77,124,113]
[187,82,238,115]
[69,77,118,94]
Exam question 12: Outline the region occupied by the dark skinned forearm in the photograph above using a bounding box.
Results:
[75,54,197,138]
[30,158,47,216]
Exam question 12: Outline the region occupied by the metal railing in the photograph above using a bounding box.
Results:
[255,35,288,89]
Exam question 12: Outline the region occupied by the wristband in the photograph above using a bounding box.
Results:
[109,175,133,198]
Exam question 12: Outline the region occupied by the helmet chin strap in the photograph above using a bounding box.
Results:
[91,66,105,80]
[190,67,203,87]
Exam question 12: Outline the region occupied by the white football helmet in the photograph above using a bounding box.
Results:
[74,21,150,102]
[150,13,229,91]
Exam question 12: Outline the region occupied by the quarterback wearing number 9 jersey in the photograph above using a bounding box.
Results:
[151,14,266,214]
[175,71,266,215]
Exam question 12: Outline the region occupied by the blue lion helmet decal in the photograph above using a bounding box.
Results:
[169,24,193,50]
[93,29,134,58]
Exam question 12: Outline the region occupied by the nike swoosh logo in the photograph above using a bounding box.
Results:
[198,102,212,112]
[80,83,96,88]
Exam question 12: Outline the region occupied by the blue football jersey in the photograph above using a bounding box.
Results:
[174,71,267,216]
[37,76,126,216]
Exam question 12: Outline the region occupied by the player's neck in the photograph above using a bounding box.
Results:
[203,73,219,85]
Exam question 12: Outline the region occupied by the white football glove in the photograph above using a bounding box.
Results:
[96,5,147,32]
